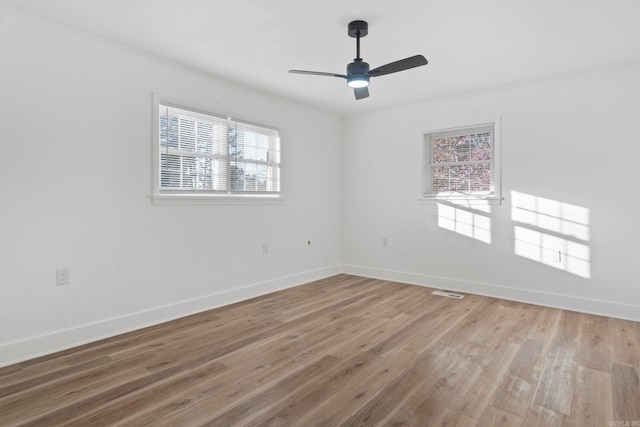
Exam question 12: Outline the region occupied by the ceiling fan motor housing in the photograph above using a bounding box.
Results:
[347,60,369,75]
[347,59,370,87]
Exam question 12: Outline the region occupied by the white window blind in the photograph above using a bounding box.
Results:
[157,103,280,196]
[424,123,496,199]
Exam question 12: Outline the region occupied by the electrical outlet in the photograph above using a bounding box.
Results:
[56,268,70,286]
[382,237,388,247]
[262,243,269,255]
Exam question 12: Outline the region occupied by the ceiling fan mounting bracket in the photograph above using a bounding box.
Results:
[348,20,368,38]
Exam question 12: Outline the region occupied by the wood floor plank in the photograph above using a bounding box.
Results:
[477,406,524,427]
[609,318,640,367]
[239,355,383,426]
[327,313,416,359]
[611,362,640,423]
[0,356,111,399]
[569,365,613,427]
[0,274,638,426]
[491,339,546,417]
[358,284,432,319]
[443,340,521,420]
[579,313,612,373]
[439,297,502,346]
[124,355,341,427]
[244,350,409,427]
[0,364,150,426]
[0,358,71,389]
[366,308,447,357]
[522,405,569,427]
[402,295,486,355]
[384,340,517,424]
[214,315,371,368]
[339,342,458,426]
[469,301,538,346]
[431,408,479,427]
[527,305,562,351]
[12,364,188,426]
[531,310,582,416]
[62,361,230,426]
[191,353,357,426]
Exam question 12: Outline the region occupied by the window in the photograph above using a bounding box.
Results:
[423,122,501,204]
[153,102,281,203]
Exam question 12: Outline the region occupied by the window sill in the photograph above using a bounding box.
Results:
[418,195,503,206]
[151,194,284,205]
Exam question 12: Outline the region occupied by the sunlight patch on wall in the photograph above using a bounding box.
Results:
[514,226,591,278]
[438,200,491,244]
[511,191,590,241]
[512,191,590,278]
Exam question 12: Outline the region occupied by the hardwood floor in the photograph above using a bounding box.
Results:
[1,274,639,426]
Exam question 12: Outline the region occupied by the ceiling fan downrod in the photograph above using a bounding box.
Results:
[348,20,368,61]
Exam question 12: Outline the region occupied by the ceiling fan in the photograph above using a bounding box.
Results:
[289,20,428,100]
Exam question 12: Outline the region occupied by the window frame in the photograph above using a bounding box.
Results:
[151,95,283,205]
[420,119,502,205]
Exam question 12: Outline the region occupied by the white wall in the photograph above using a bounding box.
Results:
[342,62,640,321]
[0,11,342,366]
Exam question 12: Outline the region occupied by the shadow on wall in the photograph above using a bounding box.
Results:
[437,200,492,244]
[511,191,591,279]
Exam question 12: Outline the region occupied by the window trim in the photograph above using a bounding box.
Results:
[420,118,502,205]
[151,94,283,205]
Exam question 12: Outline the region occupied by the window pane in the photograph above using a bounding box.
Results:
[449,165,469,192]
[432,137,453,163]
[197,122,213,153]
[470,163,491,191]
[230,161,274,192]
[235,131,269,161]
[471,132,492,161]
[450,135,471,162]
[160,113,168,147]
[232,121,279,163]
[196,157,213,189]
[257,164,268,179]
[163,115,179,148]
[180,157,196,187]
[230,163,244,191]
[160,153,181,187]
[432,166,450,192]
[244,163,258,190]
[178,118,196,152]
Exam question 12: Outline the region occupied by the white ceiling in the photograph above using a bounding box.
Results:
[2,0,640,116]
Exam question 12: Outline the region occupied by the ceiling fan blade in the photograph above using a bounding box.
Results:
[368,55,428,77]
[289,70,347,79]
[354,86,369,100]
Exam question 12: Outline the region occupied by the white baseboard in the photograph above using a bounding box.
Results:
[342,264,640,322]
[0,265,341,368]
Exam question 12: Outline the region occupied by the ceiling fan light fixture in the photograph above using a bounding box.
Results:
[347,75,369,88]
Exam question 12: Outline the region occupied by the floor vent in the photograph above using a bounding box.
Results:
[431,290,464,299]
